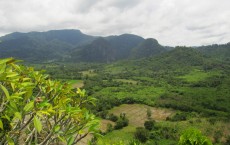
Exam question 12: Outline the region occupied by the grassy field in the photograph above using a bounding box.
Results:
[97,126,136,145]
[81,69,97,77]
[97,104,230,144]
[110,104,174,126]
[67,79,84,88]
[114,79,138,85]
[94,86,166,106]
[178,69,221,83]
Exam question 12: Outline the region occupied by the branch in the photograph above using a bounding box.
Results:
[0,100,9,113]
[19,114,34,131]
[25,128,35,143]
[39,114,66,145]
[73,133,88,144]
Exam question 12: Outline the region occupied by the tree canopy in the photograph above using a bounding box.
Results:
[0,58,99,144]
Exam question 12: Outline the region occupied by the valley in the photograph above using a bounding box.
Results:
[0,30,230,144]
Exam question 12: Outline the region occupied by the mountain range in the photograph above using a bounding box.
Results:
[0,29,229,63]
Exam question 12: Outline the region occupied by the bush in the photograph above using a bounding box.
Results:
[178,128,212,145]
[134,127,149,143]
[144,120,156,130]
[114,113,129,130]
[108,113,119,122]
[106,123,113,133]
[114,118,129,129]
[168,112,188,121]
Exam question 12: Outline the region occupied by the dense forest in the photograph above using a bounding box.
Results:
[0,30,230,144]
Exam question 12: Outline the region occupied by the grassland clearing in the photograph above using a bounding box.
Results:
[81,69,97,77]
[114,79,138,84]
[97,126,136,145]
[67,79,84,88]
[109,104,174,127]
[178,69,221,83]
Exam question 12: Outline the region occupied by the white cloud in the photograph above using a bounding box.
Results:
[0,0,229,46]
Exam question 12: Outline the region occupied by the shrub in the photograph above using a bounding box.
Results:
[178,128,212,145]
[106,123,113,133]
[134,127,149,143]
[144,120,156,131]
[114,113,129,130]
[0,58,99,145]
[108,113,119,122]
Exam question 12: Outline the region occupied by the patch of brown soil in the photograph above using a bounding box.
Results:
[110,104,174,127]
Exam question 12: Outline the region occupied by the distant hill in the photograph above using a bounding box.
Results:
[0,29,95,62]
[131,38,167,59]
[196,43,230,61]
[70,34,145,62]
[105,34,145,59]
[0,29,229,63]
[71,37,115,63]
[114,46,212,75]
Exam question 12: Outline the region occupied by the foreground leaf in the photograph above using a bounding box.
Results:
[23,102,34,112]
[34,116,42,133]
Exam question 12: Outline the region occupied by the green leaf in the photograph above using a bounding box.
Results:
[0,119,3,130]
[0,84,10,99]
[54,125,60,132]
[34,116,42,133]
[6,72,18,78]
[57,135,66,143]
[10,83,15,91]
[88,123,99,132]
[0,57,13,65]
[23,102,34,112]
[6,136,14,145]
[14,112,22,121]
[10,102,18,111]
[67,136,74,145]
[0,63,6,74]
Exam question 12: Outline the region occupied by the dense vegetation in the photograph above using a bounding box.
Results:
[0,29,230,144]
[29,45,230,145]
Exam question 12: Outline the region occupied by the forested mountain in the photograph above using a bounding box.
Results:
[70,34,145,62]
[0,29,95,62]
[196,42,230,61]
[105,34,145,59]
[131,38,167,59]
[71,37,115,63]
[0,29,229,63]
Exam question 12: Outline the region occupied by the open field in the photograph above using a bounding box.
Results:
[97,126,136,145]
[67,79,84,88]
[178,69,221,83]
[81,69,97,77]
[110,104,174,127]
[114,79,138,85]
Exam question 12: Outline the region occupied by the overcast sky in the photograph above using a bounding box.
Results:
[0,0,229,46]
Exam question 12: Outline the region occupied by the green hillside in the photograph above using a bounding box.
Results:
[1,30,230,144]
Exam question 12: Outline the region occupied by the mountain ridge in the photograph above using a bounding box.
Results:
[0,29,229,63]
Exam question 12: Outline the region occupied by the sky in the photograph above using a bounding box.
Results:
[0,0,230,46]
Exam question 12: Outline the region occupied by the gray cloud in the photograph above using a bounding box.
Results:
[0,0,229,46]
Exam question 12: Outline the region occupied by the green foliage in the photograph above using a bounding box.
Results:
[178,128,212,145]
[114,114,129,130]
[146,108,152,119]
[106,123,113,133]
[144,120,155,131]
[0,58,99,144]
[108,113,119,122]
[168,112,189,121]
[134,127,149,143]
